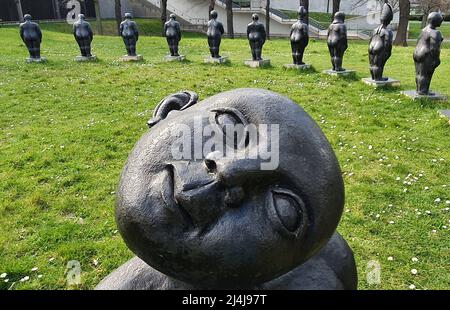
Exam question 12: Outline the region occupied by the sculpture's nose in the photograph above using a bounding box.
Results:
[169,151,246,227]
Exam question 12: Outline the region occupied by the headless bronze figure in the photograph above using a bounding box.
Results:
[207,10,225,58]
[327,12,348,72]
[120,13,139,57]
[413,12,444,95]
[164,14,182,57]
[19,14,43,60]
[73,14,94,58]
[247,14,266,61]
[290,6,309,65]
[368,3,393,81]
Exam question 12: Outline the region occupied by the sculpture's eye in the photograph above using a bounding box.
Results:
[270,189,307,237]
[211,108,249,149]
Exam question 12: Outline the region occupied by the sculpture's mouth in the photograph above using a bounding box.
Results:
[161,165,195,227]
[161,164,221,229]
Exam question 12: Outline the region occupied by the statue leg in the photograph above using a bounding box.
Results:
[250,41,257,61]
[374,54,387,81]
[166,38,173,56]
[215,37,221,58]
[335,47,345,71]
[32,40,41,59]
[369,53,376,80]
[328,45,336,70]
[298,46,305,65]
[79,39,86,57]
[85,39,92,57]
[129,38,137,56]
[208,37,215,58]
[255,42,263,61]
[417,60,435,95]
[25,41,34,58]
[291,41,298,64]
[173,39,180,56]
[123,38,130,55]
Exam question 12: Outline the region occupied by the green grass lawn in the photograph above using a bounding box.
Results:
[280,10,359,28]
[409,21,450,40]
[0,25,449,290]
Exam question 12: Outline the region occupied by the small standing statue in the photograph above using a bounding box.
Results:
[205,10,227,64]
[120,13,142,61]
[245,14,269,67]
[19,14,46,63]
[285,6,310,70]
[164,14,184,61]
[73,14,96,61]
[325,12,353,75]
[411,12,445,98]
[363,2,399,86]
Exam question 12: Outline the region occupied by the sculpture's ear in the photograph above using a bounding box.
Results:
[147,91,199,128]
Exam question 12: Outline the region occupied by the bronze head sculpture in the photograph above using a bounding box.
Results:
[96,89,357,290]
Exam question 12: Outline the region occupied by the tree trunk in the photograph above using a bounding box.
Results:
[209,0,215,19]
[115,0,122,36]
[300,0,309,24]
[15,0,24,21]
[393,0,410,46]
[226,0,234,39]
[161,0,168,37]
[332,0,341,20]
[266,0,270,40]
[421,11,428,29]
[52,0,61,19]
[94,0,103,35]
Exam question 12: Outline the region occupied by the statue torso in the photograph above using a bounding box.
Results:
[328,23,346,46]
[165,20,180,39]
[247,22,264,41]
[20,21,40,41]
[74,21,91,39]
[207,19,223,38]
[290,21,308,43]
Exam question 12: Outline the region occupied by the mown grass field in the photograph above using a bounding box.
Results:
[409,21,450,40]
[0,22,449,290]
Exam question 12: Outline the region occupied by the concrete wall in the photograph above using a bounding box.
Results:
[98,0,132,18]
[271,0,376,16]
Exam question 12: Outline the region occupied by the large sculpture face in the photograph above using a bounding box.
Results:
[116,89,344,288]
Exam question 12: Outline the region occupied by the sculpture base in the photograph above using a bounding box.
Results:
[402,90,448,101]
[439,110,450,124]
[244,59,271,68]
[362,77,400,88]
[26,57,47,63]
[75,55,97,62]
[284,63,311,70]
[164,55,185,62]
[121,55,143,62]
[204,56,229,64]
[323,69,355,76]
